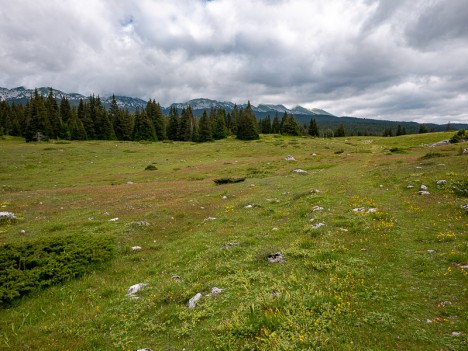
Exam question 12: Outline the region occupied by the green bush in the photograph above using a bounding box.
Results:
[0,234,115,305]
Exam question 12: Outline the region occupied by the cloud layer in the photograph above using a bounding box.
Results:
[1,0,467,123]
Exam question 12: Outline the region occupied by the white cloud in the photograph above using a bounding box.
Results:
[0,0,467,123]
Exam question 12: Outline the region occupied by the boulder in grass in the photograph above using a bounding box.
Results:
[284,155,296,161]
[268,252,286,263]
[0,211,17,224]
[461,204,468,213]
[292,169,307,174]
[127,283,149,295]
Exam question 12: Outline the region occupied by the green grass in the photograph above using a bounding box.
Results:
[0,133,467,350]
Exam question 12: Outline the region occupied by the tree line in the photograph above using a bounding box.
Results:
[1,88,427,142]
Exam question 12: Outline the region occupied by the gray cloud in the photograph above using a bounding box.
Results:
[0,0,467,123]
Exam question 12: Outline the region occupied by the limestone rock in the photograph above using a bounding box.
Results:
[0,211,17,223]
[268,252,286,263]
[284,155,296,161]
[188,293,202,308]
[127,283,148,295]
[418,191,430,195]
[293,169,307,174]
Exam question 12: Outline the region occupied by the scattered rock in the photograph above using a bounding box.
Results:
[284,155,296,161]
[222,195,228,199]
[451,331,461,336]
[366,208,377,213]
[418,191,430,195]
[135,348,153,351]
[203,216,217,222]
[210,287,223,294]
[311,222,325,230]
[339,227,349,232]
[310,189,321,194]
[127,283,148,295]
[353,207,365,213]
[134,221,150,226]
[103,212,110,216]
[407,185,414,189]
[459,264,468,269]
[109,217,119,222]
[463,149,468,155]
[312,205,324,211]
[171,275,181,281]
[420,185,428,190]
[188,293,202,308]
[426,249,436,253]
[312,153,317,156]
[272,227,279,231]
[439,301,452,307]
[127,181,134,185]
[292,169,307,174]
[426,319,432,323]
[0,211,17,223]
[250,184,256,187]
[222,242,239,249]
[244,204,253,209]
[431,140,449,147]
[461,204,468,213]
[436,180,447,185]
[268,252,286,263]
[131,246,142,251]
[19,229,26,234]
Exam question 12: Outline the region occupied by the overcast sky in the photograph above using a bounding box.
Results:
[1,0,467,123]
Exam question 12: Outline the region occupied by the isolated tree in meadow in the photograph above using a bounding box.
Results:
[198,110,213,142]
[308,118,319,137]
[236,101,259,140]
[133,109,156,141]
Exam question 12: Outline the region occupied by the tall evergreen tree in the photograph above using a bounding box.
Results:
[133,109,156,141]
[24,89,51,142]
[78,99,95,139]
[150,100,166,140]
[167,106,180,141]
[114,108,134,141]
[308,118,319,137]
[334,123,346,137]
[419,124,428,134]
[261,115,272,134]
[213,109,227,139]
[198,110,213,142]
[109,94,120,129]
[179,106,196,141]
[46,88,63,139]
[236,101,259,140]
[68,109,87,140]
[271,112,280,134]
[281,113,301,136]
[230,105,239,134]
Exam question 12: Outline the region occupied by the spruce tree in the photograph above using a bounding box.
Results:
[334,123,346,137]
[198,110,213,142]
[281,113,301,136]
[68,110,87,140]
[115,109,134,141]
[167,106,180,140]
[152,100,166,140]
[78,99,95,139]
[271,112,280,134]
[179,106,196,141]
[213,109,227,139]
[308,118,319,137]
[46,88,63,139]
[24,89,51,142]
[133,109,156,141]
[236,101,259,140]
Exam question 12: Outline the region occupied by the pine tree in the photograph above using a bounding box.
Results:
[419,124,428,134]
[261,116,272,134]
[46,88,63,139]
[281,113,301,136]
[24,89,51,142]
[308,118,319,137]
[236,101,259,140]
[96,108,117,140]
[280,112,288,134]
[334,123,346,137]
[179,106,196,141]
[167,106,180,141]
[68,109,87,140]
[271,112,280,134]
[133,109,156,141]
[198,110,213,142]
[396,125,406,136]
[230,105,239,134]
[109,94,120,129]
[78,99,95,139]
[213,109,227,139]
[150,100,166,140]
[115,109,134,141]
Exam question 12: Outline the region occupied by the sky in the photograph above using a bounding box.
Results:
[1,0,468,124]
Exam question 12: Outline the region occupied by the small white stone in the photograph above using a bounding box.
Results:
[436,180,446,185]
[127,181,134,185]
[451,331,461,336]
[188,293,202,308]
[211,287,223,294]
[204,217,216,221]
[131,246,142,251]
[284,155,296,161]
[418,191,430,195]
[420,185,428,190]
[19,229,26,234]
[244,204,253,209]
[312,205,324,211]
[311,222,325,230]
[426,249,436,253]
[407,185,414,189]
[109,217,119,222]
[222,195,228,199]
[127,283,148,295]
[272,227,279,231]
[366,208,377,213]
[293,169,307,174]
[353,207,365,213]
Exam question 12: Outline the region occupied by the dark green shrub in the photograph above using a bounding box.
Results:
[145,164,158,171]
[213,177,246,185]
[0,234,115,305]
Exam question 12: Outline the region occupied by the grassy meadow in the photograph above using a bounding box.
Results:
[0,133,467,350]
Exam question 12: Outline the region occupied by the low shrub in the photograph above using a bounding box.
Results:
[213,177,246,185]
[145,164,158,171]
[0,234,115,305]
